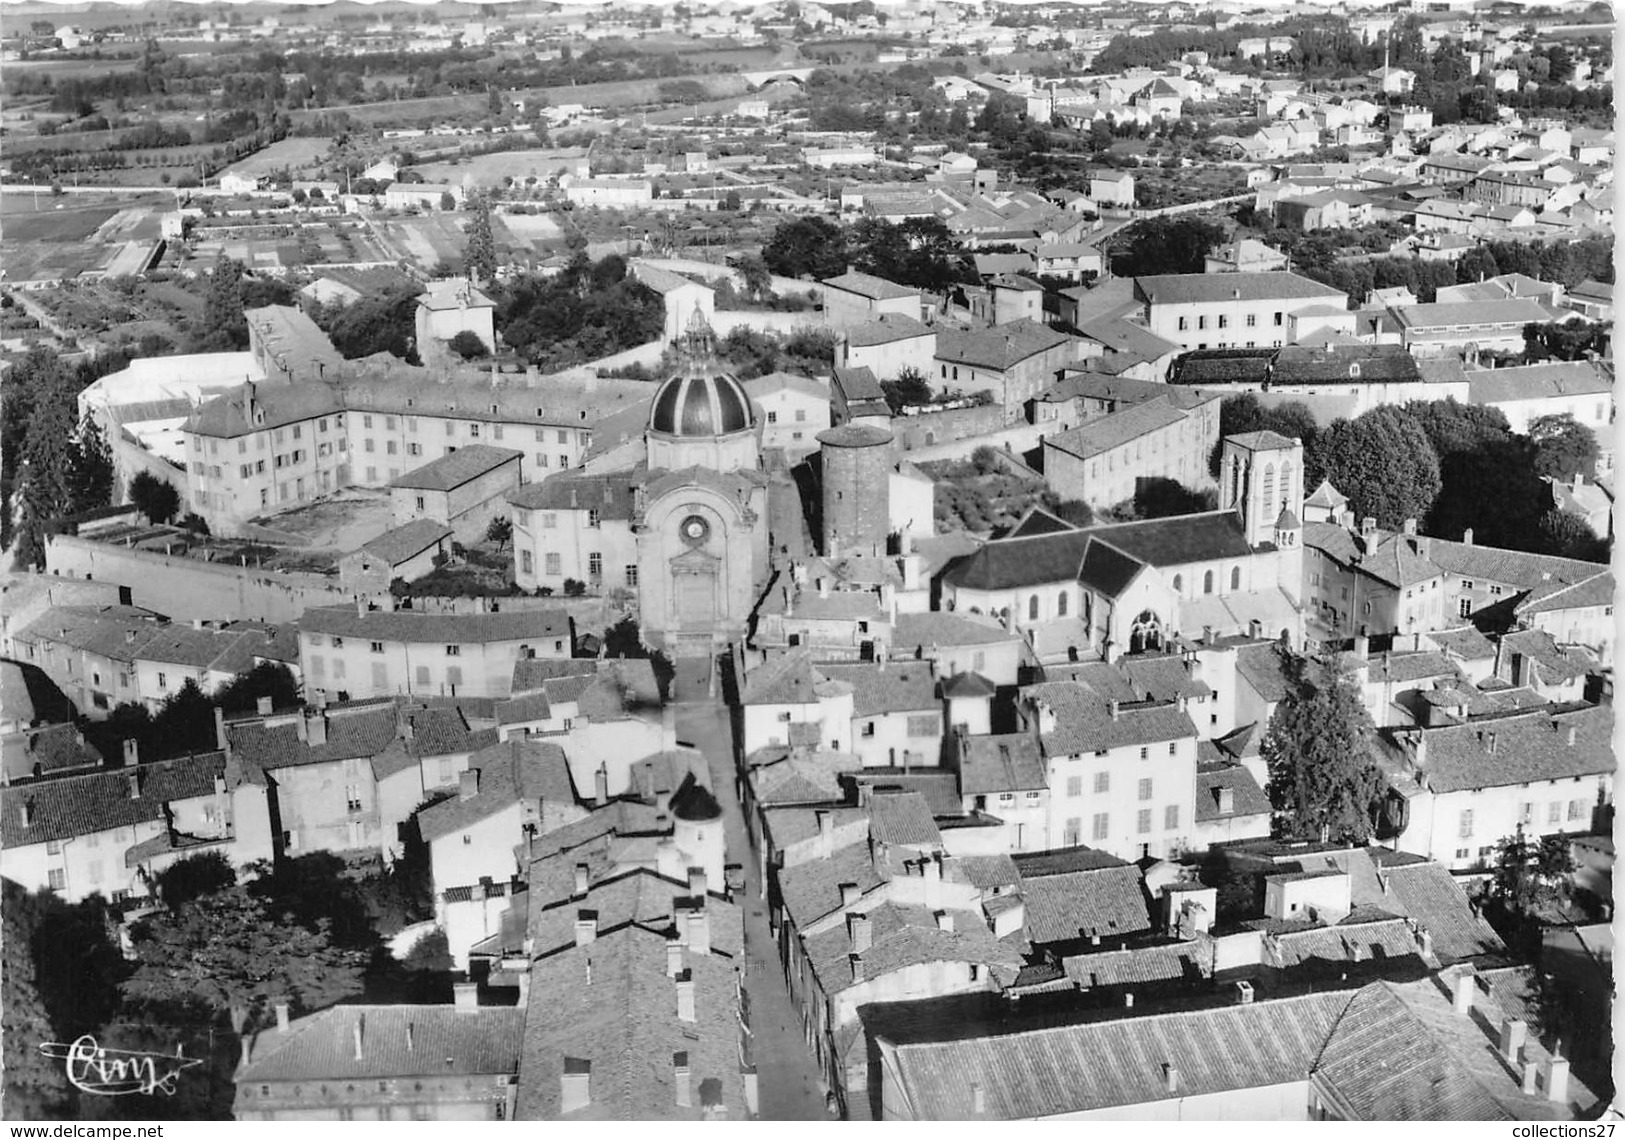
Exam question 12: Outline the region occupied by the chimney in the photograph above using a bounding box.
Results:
[971,1083,986,1114]
[675,970,696,1022]
[1462,527,1474,546]
[923,856,941,908]
[256,695,274,716]
[213,706,227,751]
[1124,991,1135,1008]
[817,577,829,598]
[849,913,873,953]
[1566,725,1577,746]
[1453,970,1475,1016]
[686,907,711,957]
[1361,516,1376,537]
[305,711,328,747]
[353,1015,365,1062]
[1108,699,1121,720]
[1522,1060,1540,1095]
[274,1001,290,1032]
[839,882,861,908]
[122,738,139,767]
[459,768,480,800]
[575,909,598,947]
[453,981,478,1010]
[1499,1017,1527,1063]
[935,910,955,933]
[849,953,864,981]
[687,867,707,898]
[674,1052,692,1109]
[1545,1054,1571,1103]
[1354,634,1369,660]
[1485,732,1497,755]
[594,766,608,806]
[1217,786,1235,814]
[128,771,141,800]
[574,863,590,897]
[1163,1063,1180,1095]
[817,809,835,856]
[407,1022,414,1053]
[667,938,685,977]
[1402,518,1417,536]
[1234,980,1255,1004]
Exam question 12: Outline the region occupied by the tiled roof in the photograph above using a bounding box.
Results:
[821,270,918,301]
[847,770,963,817]
[405,706,478,757]
[1021,682,1195,756]
[300,605,570,648]
[389,444,523,492]
[1392,298,1553,330]
[359,519,454,566]
[1271,917,1422,968]
[1,752,228,847]
[507,472,639,517]
[892,611,1018,651]
[1407,704,1613,794]
[183,383,344,439]
[526,865,743,959]
[1046,402,1189,461]
[844,314,933,347]
[866,790,943,848]
[1422,626,1497,661]
[516,923,747,1120]
[239,1006,524,1081]
[959,733,1045,795]
[1516,570,1614,615]
[418,738,574,843]
[749,749,852,807]
[2,722,101,783]
[803,900,1022,996]
[511,657,600,694]
[740,649,824,706]
[1017,858,1150,945]
[776,839,886,929]
[1119,655,1212,702]
[1235,643,1297,703]
[1195,763,1272,822]
[1271,344,1423,385]
[952,853,1020,892]
[226,704,402,772]
[1134,271,1346,306]
[1062,939,1212,989]
[935,320,1074,372]
[880,989,1351,1119]
[817,662,937,717]
[760,805,869,854]
[1499,628,1588,683]
[1315,982,1510,1119]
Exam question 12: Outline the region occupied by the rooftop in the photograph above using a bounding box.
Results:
[389,444,524,492]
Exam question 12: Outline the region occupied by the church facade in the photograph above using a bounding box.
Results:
[507,325,770,656]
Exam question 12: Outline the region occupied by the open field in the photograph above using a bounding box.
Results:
[218,137,335,179]
[369,212,473,267]
[2,199,123,242]
[184,217,395,272]
[407,148,589,187]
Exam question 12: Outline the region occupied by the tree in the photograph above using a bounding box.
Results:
[128,471,180,525]
[761,216,846,280]
[1537,508,1607,562]
[1114,216,1227,277]
[1485,826,1578,957]
[1527,413,1599,481]
[14,390,79,567]
[447,329,489,360]
[439,190,456,212]
[1131,477,1219,520]
[3,881,73,1119]
[152,677,220,757]
[1310,406,1441,530]
[735,252,772,300]
[121,884,366,1036]
[196,254,247,351]
[463,193,497,286]
[154,851,238,909]
[214,661,300,714]
[881,367,934,412]
[1262,657,1385,843]
[485,515,513,551]
[70,417,115,514]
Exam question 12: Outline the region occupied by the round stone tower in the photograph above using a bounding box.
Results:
[669,775,725,890]
[817,423,894,559]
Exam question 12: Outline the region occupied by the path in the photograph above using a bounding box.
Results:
[672,656,830,1121]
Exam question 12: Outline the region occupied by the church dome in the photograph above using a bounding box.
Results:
[649,369,754,437]
[648,316,754,438]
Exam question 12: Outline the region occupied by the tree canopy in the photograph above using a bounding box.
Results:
[761,216,847,280]
[462,193,497,285]
[196,254,248,352]
[1262,656,1385,844]
[128,471,180,525]
[1527,413,1599,482]
[1113,216,1227,278]
[1311,406,1441,530]
[496,255,664,371]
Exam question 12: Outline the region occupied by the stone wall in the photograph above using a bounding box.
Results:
[889,402,1009,454]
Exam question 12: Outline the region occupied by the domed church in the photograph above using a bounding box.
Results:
[507,317,771,657]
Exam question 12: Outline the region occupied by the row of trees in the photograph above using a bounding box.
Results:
[1218,393,1606,562]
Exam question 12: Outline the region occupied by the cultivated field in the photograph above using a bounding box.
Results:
[407,148,590,187]
[0,194,172,280]
[184,218,394,272]
[218,137,335,179]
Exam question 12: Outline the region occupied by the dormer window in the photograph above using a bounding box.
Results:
[1349,363,1362,378]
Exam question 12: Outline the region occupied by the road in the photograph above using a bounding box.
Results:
[672,655,830,1121]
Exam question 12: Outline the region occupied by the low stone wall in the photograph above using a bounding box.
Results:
[890,402,1007,454]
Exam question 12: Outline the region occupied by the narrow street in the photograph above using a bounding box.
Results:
[673,656,830,1121]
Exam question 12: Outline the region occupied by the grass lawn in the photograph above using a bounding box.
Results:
[218,137,335,178]
[1,201,122,243]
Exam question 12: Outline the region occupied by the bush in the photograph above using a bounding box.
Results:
[563,578,587,597]
[448,329,488,360]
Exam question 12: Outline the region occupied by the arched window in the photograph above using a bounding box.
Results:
[1231,566,1242,591]
[1173,573,1183,593]
[1261,463,1276,519]
[1203,569,1214,595]
[1057,591,1068,617]
[1029,595,1040,621]
[1229,459,1242,507]
[1279,460,1293,511]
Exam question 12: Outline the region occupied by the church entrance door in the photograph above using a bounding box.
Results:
[676,571,717,632]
